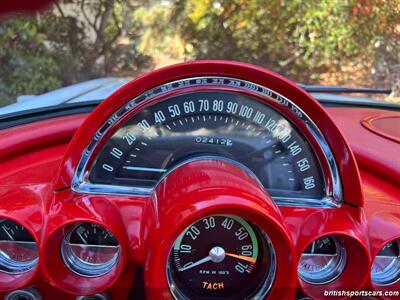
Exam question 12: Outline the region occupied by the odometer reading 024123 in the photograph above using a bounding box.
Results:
[167,215,276,300]
[90,90,324,199]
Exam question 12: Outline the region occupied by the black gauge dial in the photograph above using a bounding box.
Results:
[68,223,119,246]
[90,91,324,200]
[167,215,275,300]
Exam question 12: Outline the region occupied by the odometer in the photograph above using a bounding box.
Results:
[89,90,325,201]
[166,215,276,299]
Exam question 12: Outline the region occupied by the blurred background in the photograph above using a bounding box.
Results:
[0,0,399,107]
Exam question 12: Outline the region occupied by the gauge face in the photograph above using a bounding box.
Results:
[371,239,400,285]
[167,215,276,300]
[61,223,120,277]
[0,219,38,274]
[89,90,325,201]
[298,236,347,284]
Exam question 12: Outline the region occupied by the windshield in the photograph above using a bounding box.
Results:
[0,0,399,116]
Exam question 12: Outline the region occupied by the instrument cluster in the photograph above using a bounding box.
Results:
[0,61,399,299]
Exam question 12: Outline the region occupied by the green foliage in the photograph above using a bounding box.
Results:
[0,18,62,105]
[0,0,151,107]
[163,0,399,88]
[0,0,399,107]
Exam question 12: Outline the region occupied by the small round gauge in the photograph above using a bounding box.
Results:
[0,219,38,274]
[61,223,120,277]
[167,214,276,300]
[298,236,347,284]
[371,239,400,286]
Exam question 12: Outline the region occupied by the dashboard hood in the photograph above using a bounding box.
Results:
[0,77,130,115]
[0,77,396,117]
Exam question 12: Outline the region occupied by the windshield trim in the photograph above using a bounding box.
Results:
[1,95,399,130]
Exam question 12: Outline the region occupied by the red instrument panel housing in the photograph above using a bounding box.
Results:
[0,61,399,299]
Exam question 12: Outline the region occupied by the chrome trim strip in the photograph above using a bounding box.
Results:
[72,76,342,208]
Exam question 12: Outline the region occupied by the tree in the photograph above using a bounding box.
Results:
[0,0,151,106]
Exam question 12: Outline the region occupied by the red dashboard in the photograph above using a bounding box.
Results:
[0,61,399,300]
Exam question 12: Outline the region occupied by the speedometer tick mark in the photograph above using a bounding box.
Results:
[274,150,282,154]
[141,142,148,146]
[179,120,184,126]
[166,125,171,130]
[130,154,137,157]
[135,148,140,151]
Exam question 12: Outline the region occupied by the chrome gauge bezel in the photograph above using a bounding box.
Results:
[72,76,342,208]
[0,219,39,274]
[298,236,347,285]
[61,223,121,278]
[371,239,400,286]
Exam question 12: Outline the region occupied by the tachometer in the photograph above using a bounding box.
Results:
[166,214,276,300]
[89,90,324,201]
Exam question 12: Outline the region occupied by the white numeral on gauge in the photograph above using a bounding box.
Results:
[235,262,251,273]
[102,164,114,172]
[203,217,215,229]
[110,147,123,159]
[221,218,234,230]
[186,226,200,240]
[123,132,136,145]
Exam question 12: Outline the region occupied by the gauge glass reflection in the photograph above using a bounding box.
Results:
[0,219,38,274]
[298,236,346,284]
[61,223,120,277]
[167,214,276,300]
[371,239,400,286]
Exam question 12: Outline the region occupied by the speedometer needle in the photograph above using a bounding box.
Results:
[225,253,257,263]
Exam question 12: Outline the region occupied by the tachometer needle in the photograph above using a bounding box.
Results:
[178,256,212,272]
[225,253,257,263]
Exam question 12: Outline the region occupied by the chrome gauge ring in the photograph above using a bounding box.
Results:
[371,239,400,286]
[0,219,38,274]
[298,236,347,285]
[61,223,120,277]
[166,214,276,299]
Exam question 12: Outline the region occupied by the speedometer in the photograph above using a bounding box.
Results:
[89,90,324,201]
